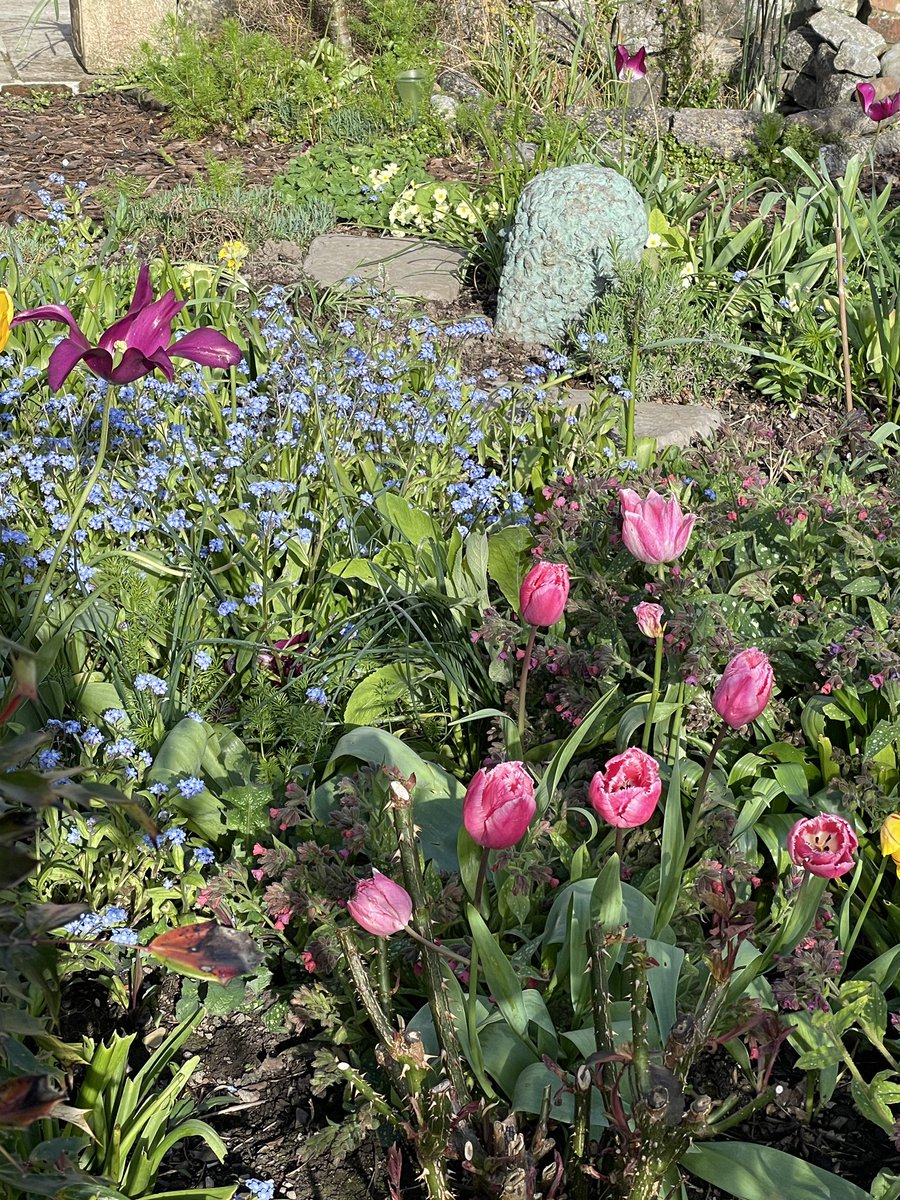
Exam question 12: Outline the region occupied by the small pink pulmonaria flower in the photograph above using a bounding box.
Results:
[857,82,900,123]
[615,44,647,81]
[870,673,885,689]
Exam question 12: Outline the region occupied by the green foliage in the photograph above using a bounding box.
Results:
[348,0,441,78]
[134,18,360,141]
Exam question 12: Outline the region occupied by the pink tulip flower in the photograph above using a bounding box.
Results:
[615,44,647,81]
[11,263,242,392]
[788,814,858,879]
[857,82,900,123]
[347,870,413,937]
[589,747,661,828]
[633,601,665,639]
[620,488,696,565]
[463,761,536,849]
[519,561,570,627]
[713,648,774,729]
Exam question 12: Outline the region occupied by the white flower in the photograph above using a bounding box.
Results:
[433,187,448,204]
[680,262,695,288]
[645,233,663,248]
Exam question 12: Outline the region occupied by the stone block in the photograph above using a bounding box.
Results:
[788,70,819,109]
[670,108,763,159]
[808,9,887,53]
[817,0,862,13]
[881,43,900,73]
[302,234,466,302]
[71,0,176,72]
[695,34,744,78]
[783,27,820,73]
[177,0,236,30]
[869,11,900,42]
[614,0,666,53]
[560,393,725,449]
[494,165,647,347]
[871,0,900,14]
[834,41,882,74]
[700,0,746,38]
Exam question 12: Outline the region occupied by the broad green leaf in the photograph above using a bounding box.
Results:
[487,525,533,612]
[222,784,273,841]
[343,664,411,725]
[378,493,440,546]
[468,905,530,1043]
[681,1141,873,1200]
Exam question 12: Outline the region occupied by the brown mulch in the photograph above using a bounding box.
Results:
[0,91,298,224]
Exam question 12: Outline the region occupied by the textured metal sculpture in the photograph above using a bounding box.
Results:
[494,165,648,346]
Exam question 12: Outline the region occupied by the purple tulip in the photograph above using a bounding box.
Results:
[615,44,647,82]
[11,264,242,392]
[857,82,900,123]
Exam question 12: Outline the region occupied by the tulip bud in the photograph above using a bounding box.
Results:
[347,870,413,937]
[0,653,38,727]
[614,44,648,81]
[712,648,774,729]
[788,814,857,879]
[519,561,570,628]
[463,762,536,849]
[633,602,665,639]
[589,748,661,829]
[620,489,696,566]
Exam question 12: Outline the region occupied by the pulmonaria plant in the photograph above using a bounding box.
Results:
[11,263,242,390]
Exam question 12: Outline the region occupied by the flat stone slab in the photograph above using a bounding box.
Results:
[562,392,725,449]
[303,234,466,302]
[0,0,88,87]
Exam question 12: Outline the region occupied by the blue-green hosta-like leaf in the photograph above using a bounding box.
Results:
[681,1141,874,1200]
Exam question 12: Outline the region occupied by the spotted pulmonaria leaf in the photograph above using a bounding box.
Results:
[0,1075,65,1126]
[146,921,263,984]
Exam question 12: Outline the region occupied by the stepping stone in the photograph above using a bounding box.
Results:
[303,234,466,302]
[561,391,725,449]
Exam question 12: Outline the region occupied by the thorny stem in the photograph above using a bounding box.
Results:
[336,929,409,1100]
[587,924,617,1095]
[517,624,538,746]
[627,942,651,1101]
[569,1065,592,1200]
[376,936,392,1015]
[392,786,470,1103]
[707,1085,777,1135]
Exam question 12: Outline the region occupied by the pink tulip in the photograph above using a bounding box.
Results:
[788,814,858,879]
[620,489,696,565]
[463,762,536,849]
[11,263,241,392]
[589,748,661,829]
[857,82,900,123]
[713,648,774,729]
[634,601,665,639]
[519,561,570,627]
[615,44,647,81]
[347,870,412,937]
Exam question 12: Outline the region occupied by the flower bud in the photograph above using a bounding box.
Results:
[589,748,661,829]
[788,814,857,879]
[463,762,536,849]
[881,813,900,860]
[0,289,12,353]
[519,561,570,628]
[619,489,696,566]
[712,648,774,729]
[633,601,665,639]
[347,870,412,937]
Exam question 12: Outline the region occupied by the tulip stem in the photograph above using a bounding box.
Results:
[403,925,471,968]
[517,624,538,746]
[473,845,491,911]
[681,726,728,869]
[642,633,665,753]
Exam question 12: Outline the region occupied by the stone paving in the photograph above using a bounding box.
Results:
[303,233,467,302]
[0,0,87,88]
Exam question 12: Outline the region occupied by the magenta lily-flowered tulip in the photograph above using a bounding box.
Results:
[615,44,647,81]
[857,82,900,123]
[11,263,242,392]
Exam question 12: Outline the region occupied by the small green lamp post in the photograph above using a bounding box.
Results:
[395,68,429,122]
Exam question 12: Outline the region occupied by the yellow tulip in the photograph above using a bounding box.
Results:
[880,813,900,857]
[0,289,12,352]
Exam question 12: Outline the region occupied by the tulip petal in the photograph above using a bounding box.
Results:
[97,310,141,355]
[126,263,154,316]
[857,82,875,115]
[11,304,90,345]
[47,338,91,392]
[168,327,242,370]
[117,291,185,357]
